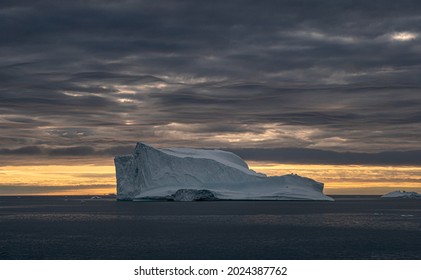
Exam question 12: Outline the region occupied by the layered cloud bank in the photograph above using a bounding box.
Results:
[1,0,421,160]
[114,143,333,201]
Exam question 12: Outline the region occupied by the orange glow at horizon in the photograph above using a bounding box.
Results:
[249,162,421,194]
[1,162,421,195]
[0,164,116,195]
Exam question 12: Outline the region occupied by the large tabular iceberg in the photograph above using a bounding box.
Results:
[114,143,333,201]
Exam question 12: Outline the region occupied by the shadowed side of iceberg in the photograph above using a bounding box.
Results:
[114,142,333,201]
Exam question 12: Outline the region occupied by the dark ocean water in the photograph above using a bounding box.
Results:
[0,196,421,259]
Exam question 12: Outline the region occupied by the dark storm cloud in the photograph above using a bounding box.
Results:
[0,145,133,157]
[0,146,44,156]
[229,148,421,166]
[1,0,421,164]
[3,143,421,166]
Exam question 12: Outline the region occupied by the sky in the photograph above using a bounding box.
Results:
[1,0,421,195]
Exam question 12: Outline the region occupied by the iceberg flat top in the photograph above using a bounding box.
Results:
[161,146,265,177]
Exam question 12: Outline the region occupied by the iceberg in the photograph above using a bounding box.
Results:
[381,190,421,199]
[114,142,333,201]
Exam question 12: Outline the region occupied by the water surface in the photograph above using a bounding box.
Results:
[0,196,420,259]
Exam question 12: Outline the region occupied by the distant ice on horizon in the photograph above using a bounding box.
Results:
[114,142,333,201]
[381,190,421,199]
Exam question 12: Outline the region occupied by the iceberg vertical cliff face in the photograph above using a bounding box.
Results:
[114,142,333,201]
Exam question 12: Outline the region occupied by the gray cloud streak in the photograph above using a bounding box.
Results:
[2,144,421,166]
[229,148,421,166]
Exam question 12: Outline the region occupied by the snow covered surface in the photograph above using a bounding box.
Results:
[114,142,333,201]
[381,190,421,199]
[161,147,265,177]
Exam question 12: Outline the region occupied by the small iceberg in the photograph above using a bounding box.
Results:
[381,190,421,199]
